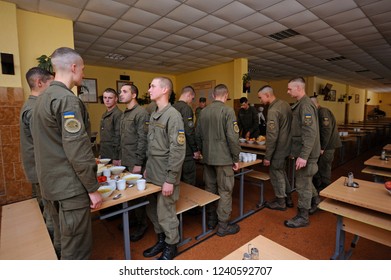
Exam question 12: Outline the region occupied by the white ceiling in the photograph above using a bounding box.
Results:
[5,0,391,92]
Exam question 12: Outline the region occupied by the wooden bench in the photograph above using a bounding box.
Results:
[176,196,198,246]
[244,170,270,208]
[362,166,391,182]
[0,199,57,260]
[179,182,220,240]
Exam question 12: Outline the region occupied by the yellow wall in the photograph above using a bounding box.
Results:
[17,10,74,98]
[176,61,235,108]
[346,85,365,122]
[83,65,176,138]
[0,1,21,87]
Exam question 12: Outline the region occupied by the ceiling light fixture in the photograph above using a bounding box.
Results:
[267,29,300,41]
[324,56,346,62]
[105,53,126,61]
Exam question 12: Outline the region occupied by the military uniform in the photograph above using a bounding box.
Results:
[290,95,320,210]
[265,99,292,199]
[19,95,54,238]
[31,81,99,259]
[120,104,149,170]
[173,100,198,185]
[195,100,241,223]
[99,106,122,160]
[145,103,185,245]
[195,106,203,127]
[313,106,342,191]
[238,105,260,138]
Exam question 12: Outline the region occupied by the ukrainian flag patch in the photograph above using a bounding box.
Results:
[64,111,75,119]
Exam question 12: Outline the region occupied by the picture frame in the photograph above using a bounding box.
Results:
[329,90,336,101]
[77,78,98,103]
[355,94,360,103]
[116,80,132,94]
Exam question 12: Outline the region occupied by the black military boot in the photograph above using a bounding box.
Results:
[286,193,294,208]
[157,243,177,260]
[309,195,321,215]
[266,197,286,211]
[143,232,166,258]
[130,223,148,242]
[284,208,309,228]
[216,222,240,237]
[207,212,218,230]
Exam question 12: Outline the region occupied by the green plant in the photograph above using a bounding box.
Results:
[242,73,251,83]
[36,55,53,74]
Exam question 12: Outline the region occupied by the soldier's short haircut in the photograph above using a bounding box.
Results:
[258,85,273,95]
[103,87,118,98]
[156,77,173,94]
[25,67,53,90]
[181,85,195,96]
[288,77,306,85]
[239,97,248,104]
[51,47,82,72]
[121,83,139,99]
[214,84,228,97]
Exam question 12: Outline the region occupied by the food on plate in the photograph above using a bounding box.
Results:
[97,176,107,183]
[385,181,391,190]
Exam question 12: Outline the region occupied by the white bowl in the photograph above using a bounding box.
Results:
[99,158,111,165]
[109,166,126,175]
[246,140,254,144]
[123,174,143,184]
[256,141,266,145]
[97,184,116,198]
[239,138,246,143]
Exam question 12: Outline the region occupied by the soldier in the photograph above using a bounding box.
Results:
[195,97,206,126]
[196,84,241,236]
[257,85,293,210]
[119,83,149,241]
[310,96,342,196]
[143,77,185,260]
[31,47,103,259]
[173,86,201,186]
[20,67,54,238]
[238,97,260,139]
[285,77,320,228]
[99,88,122,164]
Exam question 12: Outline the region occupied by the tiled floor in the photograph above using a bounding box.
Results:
[90,144,391,260]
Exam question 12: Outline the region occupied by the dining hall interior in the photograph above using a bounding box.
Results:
[0,0,391,261]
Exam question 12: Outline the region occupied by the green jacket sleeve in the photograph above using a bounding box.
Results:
[265,110,280,161]
[112,109,122,160]
[183,105,198,153]
[134,109,148,166]
[299,105,318,160]
[225,109,240,163]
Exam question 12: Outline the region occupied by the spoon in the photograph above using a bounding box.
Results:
[127,183,134,188]
[113,193,122,200]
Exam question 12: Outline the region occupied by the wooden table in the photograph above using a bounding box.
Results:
[92,183,161,260]
[0,199,57,260]
[232,159,262,223]
[240,142,266,156]
[383,144,391,152]
[222,235,308,260]
[364,155,391,170]
[319,176,391,259]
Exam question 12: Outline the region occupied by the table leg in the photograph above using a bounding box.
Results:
[232,168,255,223]
[195,206,214,240]
[122,202,131,260]
[331,215,345,260]
[177,213,192,247]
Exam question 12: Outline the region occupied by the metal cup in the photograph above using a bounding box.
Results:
[248,244,259,260]
[242,252,251,260]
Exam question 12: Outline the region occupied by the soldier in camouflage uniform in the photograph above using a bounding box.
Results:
[285,77,320,228]
[99,88,122,163]
[20,67,54,240]
[173,86,201,186]
[31,47,103,259]
[257,85,293,210]
[310,97,342,196]
[196,84,241,236]
[119,83,149,241]
[143,77,185,260]
[238,97,260,139]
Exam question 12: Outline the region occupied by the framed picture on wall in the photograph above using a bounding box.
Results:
[116,80,133,94]
[355,94,360,103]
[77,78,98,103]
[329,90,336,101]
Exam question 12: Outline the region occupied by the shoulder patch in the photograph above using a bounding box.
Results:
[187,117,194,128]
[268,120,276,130]
[304,114,312,126]
[64,111,75,119]
[233,121,239,133]
[64,118,81,133]
[323,117,330,126]
[177,129,185,145]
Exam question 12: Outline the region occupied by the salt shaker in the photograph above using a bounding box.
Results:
[347,172,354,187]
[381,150,386,160]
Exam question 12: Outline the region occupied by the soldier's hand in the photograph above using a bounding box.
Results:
[162,182,174,197]
[132,165,142,174]
[295,157,307,170]
[263,159,270,166]
[232,162,239,171]
[193,151,201,160]
[89,191,103,209]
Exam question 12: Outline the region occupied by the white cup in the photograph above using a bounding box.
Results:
[252,154,257,161]
[107,179,116,189]
[116,179,126,191]
[137,179,146,191]
[103,168,111,178]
